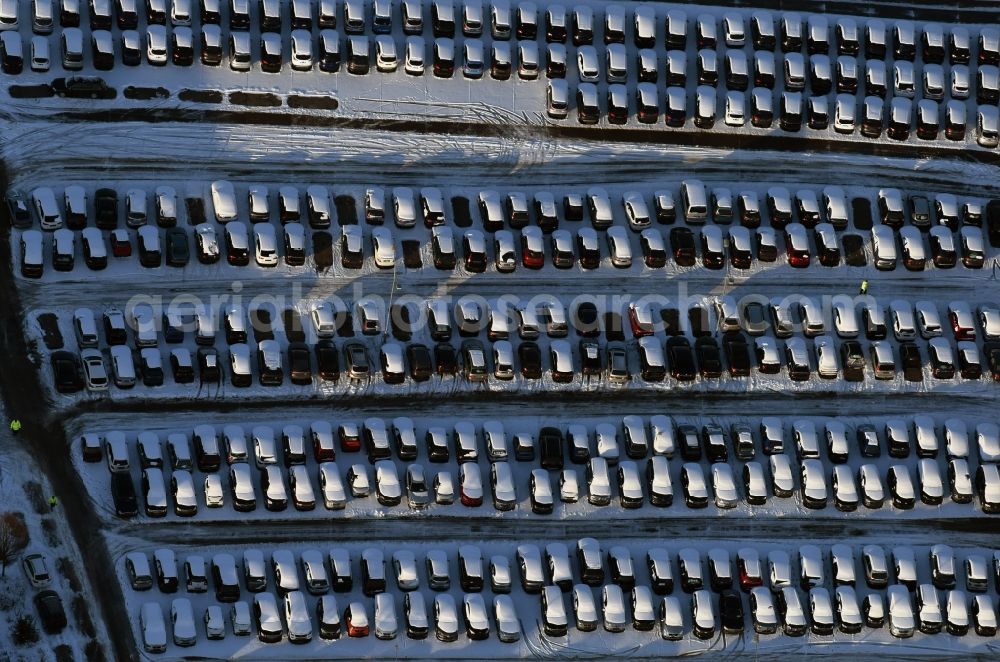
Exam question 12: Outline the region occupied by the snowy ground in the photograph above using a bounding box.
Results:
[0,423,112,660]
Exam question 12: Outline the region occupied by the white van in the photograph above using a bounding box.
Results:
[110,345,136,388]
[31,186,62,230]
[140,603,167,653]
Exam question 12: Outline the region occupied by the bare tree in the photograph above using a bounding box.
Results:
[0,513,29,577]
[0,520,16,577]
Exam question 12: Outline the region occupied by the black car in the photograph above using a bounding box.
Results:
[539,427,564,470]
[702,425,728,463]
[579,340,601,376]
[677,424,702,461]
[667,337,696,381]
[899,342,923,382]
[958,344,982,379]
[165,227,190,267]
[197,347,221,383]
[719,590,744,634]
[518,341,543,379]
[640,233,667,268]
[670,227,696,266]
[170,350,195,383]
[435,343,457,376]
[723,334,750,377]
[95,188,118,229]
[288,342,312,385]
[985,341,1000,380]
[111,472,138,517]
[33,591,67,634]
[695,337,722,378]
[573,302,600,337]
[51,351,84,393]
[316,339,340,381]
[140,351,164,386]
[407,343,433,382]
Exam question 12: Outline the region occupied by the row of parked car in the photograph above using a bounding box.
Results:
[60,296,1000,362]
[49,318,1000,394]
[49,292,1000,393]
[109,437,1000,517]
[19,212,992,277]
[14,0,1000,66]
[89,413,1000,518]
[127,542,1000,601]
[16,181,989,235]
[128,540,1000,650]
[85,415,1000,471]
[551,81,1000,147]
[13,0,1000,80]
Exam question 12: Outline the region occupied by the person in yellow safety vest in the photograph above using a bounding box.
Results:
[9,419,21,433]
[48,495,58,511]
[859,280,869,295]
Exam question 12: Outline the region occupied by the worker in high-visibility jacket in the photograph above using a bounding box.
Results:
[859,280,869,295]
[9,419,21,434]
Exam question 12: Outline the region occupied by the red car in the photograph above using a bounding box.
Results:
[339,423,361,452]
[312,427,336,462]
[949,305,977,341]
[110,229,132,257]
[784,224,811,268]
[345,603,369,638]
[628,303,655,338]
[459,464,484,507]
[521,228,545,269]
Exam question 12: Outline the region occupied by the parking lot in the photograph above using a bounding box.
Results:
[2,0,1000,659]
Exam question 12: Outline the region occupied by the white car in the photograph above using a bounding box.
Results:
[22,554,51,588]
[81,349,110,391]
[290,29,312,70]
[405,36,424,74]
[577,44,598,81]
[146,24,167,65]
[319,464,347,509]
[204,474,224,507]
[712,464,738,508]
[725,91,745,126]
[253,223,278,267]
[375,34,397,72]
[204,605,225,639]
[30,35,49,71]
[170,598,197,646]
[371,227,396,268]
